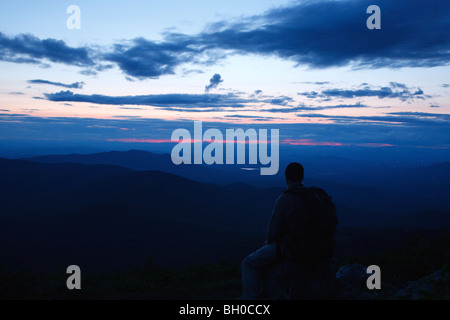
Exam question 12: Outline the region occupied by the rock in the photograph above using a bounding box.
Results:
[263,260,336,300]
[336,263,368,288]
[334,263,376,300]
[262,263,450,300]
[395,270,450,300]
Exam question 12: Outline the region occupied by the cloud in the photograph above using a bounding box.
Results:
[43,90,250,109]
[112,115,142,119]
[388,111,450,119]
[2,0,450,78]
[297,111,450,126]
[320,87,423,100]
[389,82,408,90]
[41,89,380,113]
[299,83,427,101]
[223,114,281,121]
[119,107,145,110]
[79,69,97,76]
[263,96,294,106]
[0,31,94,67]
[187,0,450,70]
[158,107,229,113]
[298,91,320,99]
[282,139,345,146]
[78,64,113,76]
[27,79,85,89]
[262,106,311,113]
[86,125,117,129]
[264,103,369,113]
[298,81,331,85]
[205,73,224,92]
[102,37,199,79]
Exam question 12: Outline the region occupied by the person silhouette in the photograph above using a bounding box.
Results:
[241,162,337,299]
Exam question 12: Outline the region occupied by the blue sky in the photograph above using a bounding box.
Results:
[0,0,449,156]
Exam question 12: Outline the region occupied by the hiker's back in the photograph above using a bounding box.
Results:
[279,185,338,263]
[266,185,338,299]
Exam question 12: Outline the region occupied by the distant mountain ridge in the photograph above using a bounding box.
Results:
[1,153,449,272]
[26,150,264,186]
[28,150,169,171]
[22,150,450,215]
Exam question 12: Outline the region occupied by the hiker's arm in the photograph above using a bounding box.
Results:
[266,195,286,245]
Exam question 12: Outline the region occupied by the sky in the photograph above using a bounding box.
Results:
[0,0,449,159]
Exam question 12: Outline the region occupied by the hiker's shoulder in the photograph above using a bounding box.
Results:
[282,183,309,194]
[274,188,297,205]
[280,184,306,200]
[283,185,330,199]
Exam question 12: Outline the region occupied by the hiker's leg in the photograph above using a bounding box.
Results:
[242,243,277,299]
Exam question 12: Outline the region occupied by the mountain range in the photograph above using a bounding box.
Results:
[0,150,449,273]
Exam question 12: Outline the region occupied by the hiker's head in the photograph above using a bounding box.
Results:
[285,162,304,185]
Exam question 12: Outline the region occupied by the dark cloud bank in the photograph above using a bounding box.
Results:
[44,90,249,109]
[0,0,449,78]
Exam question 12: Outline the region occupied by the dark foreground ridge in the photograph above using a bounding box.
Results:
[1,228,449,300]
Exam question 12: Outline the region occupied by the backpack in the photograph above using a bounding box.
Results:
[282,187,338,262]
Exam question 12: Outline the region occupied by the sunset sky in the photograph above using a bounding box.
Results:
[0,0,449,155]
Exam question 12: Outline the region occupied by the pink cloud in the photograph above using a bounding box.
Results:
[355,143,395,147]
[107,138,397,148]
[107,138,175,143]
[281,139,344,146]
